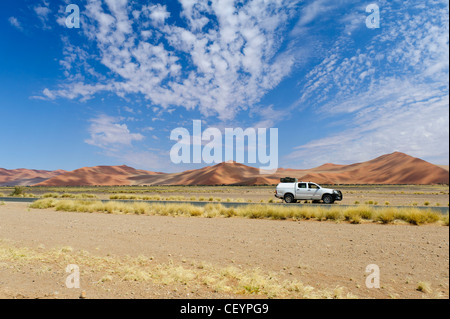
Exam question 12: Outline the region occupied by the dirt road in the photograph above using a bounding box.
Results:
[0,202,448,299]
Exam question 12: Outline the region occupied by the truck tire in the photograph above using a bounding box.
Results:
[284,194,295,204]
[323,194,334,204]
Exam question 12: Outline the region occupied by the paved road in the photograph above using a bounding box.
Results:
[1,197,448,214]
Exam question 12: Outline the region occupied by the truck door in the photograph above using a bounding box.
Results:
[308,183,321,200]
[295,182,309,200]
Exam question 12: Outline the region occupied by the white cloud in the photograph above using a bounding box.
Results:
[85,114,144,149]
[42,82,113,101]
[146,4,170,25]
[34,0,52,29]
[8,17,23,31]
[84,114,172,171]
[249,104,285,129]
[123,106,134,113]
[296,0,334,27]
[40,0,300,120]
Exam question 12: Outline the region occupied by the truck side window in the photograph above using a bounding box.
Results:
[298,183,307,189]
[309,183,319,189]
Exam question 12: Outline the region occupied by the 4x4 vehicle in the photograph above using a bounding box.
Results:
[275,178,343,204]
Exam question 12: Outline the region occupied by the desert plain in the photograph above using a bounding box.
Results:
[0,184,448,299]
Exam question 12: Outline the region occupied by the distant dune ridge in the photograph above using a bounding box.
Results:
[0,152,448,186]
[33,165,163,187]
[0,168,67,186]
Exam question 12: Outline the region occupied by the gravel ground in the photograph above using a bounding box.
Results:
[0,202,448,299]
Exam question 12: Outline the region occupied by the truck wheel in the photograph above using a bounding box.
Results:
[284,194,295,204]
[323,194,334,204]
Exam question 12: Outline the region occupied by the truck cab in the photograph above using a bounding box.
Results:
[275,179,343,204]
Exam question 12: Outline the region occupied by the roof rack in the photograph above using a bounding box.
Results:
[280,177,298,183]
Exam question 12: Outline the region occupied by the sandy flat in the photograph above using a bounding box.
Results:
[0,202,448,299]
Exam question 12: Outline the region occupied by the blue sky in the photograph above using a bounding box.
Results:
[0,0,448,173]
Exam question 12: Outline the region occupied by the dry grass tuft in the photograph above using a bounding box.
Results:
[29,199,448,226]
[416,281,432,294]
[0,240,356,299]
[43,193,97,199]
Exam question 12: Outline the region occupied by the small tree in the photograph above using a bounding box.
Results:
[9,186,25,196]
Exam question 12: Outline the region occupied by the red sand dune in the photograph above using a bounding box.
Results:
[1,152,448,186]
[35,165,162,186]
[130,161,263,186]
[0,168,66,186]
[270,152,449,185]
[126,152,450,186]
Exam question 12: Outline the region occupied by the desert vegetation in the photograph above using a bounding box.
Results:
[30,199,448,226]
[42,193,97,199]
[0,240,355,299]
[1,184,449,207]
[7,186,36,198]
[108,194,278,203]
[416,281,433,294]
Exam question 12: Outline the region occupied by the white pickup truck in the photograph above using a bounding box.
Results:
[275,179,343,204]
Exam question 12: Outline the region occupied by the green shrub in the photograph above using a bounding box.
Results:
[9,186,25,197]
